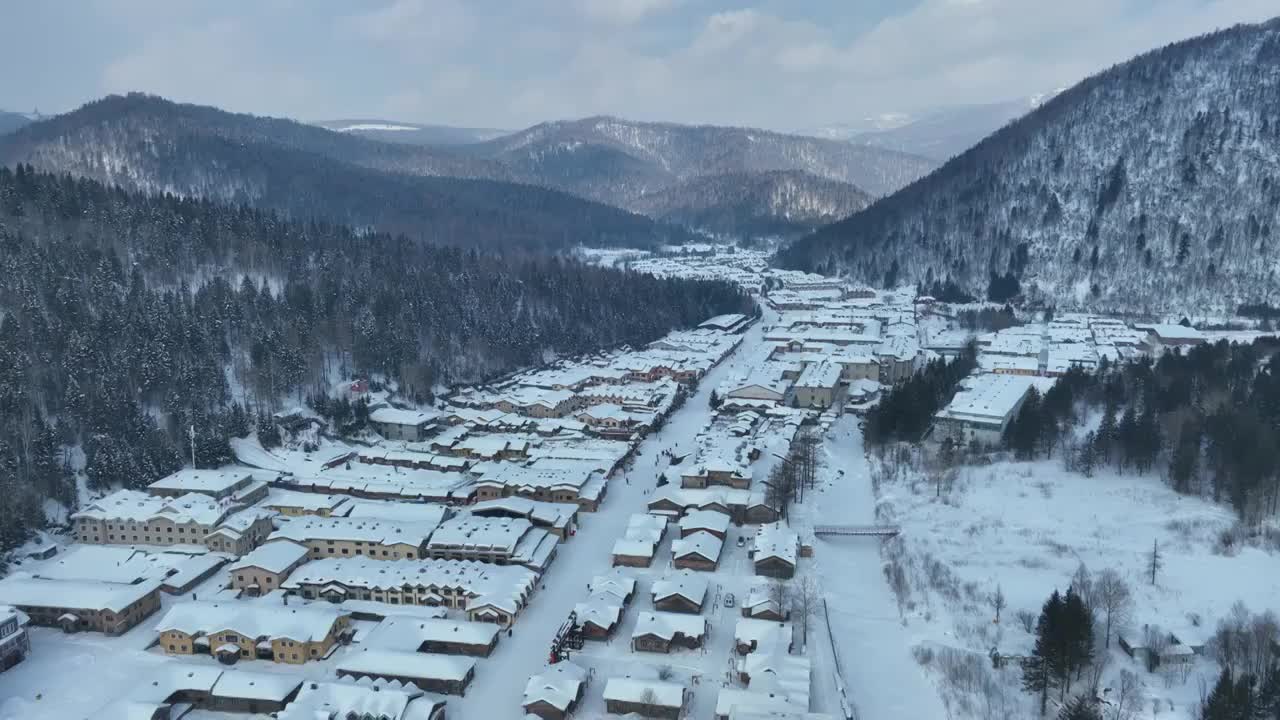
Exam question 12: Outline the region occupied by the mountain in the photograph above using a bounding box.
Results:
[632,170,873,240]
[778,19,1280,313]
[0,94,698,251]
[802,94,1061,161]
[469,115,935,203]
[0,163,752,549]
[314,118,509,146]
[0,110,34,136]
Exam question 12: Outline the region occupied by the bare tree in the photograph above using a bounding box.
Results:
[990,584,1006,624]
[1096,569,1133,649]
[1143,625,1169,673]
[639,688,659,712]
[767,580,789,616]
[1106,669,1144,720]
[1016,609,1036,634]
[793,576,820,647]
[765,462,796,519]
[1071,562,1096,611]
[656,664,674,681]
[1147,540,1162,586]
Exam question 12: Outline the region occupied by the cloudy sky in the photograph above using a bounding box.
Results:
[3,0,1276,131]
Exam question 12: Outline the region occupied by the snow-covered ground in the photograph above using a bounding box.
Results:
[794,418,950,720]
[863,446,1280,719]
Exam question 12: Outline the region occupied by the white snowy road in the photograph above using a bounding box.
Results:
[450,314,770,719]
[811,419,948,720]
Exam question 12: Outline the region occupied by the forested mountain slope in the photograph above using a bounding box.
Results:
[631,170,872,240]
[0,95,699,251]
[0,165,751,550]
[778,18,1280,313]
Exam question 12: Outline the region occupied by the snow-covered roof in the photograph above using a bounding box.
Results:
[209,668,303,701]
[744,649,812,708]
[588,571,636,601]
[428,515,534,553]
[337,648,475,682]
[470,496,577,529]
[575,588,625,627]
[262,489,350,513]
[274,680,440,720]
[633,611,708,642]
[343,500,451,527]
[602,677,687,707]
[370,407,438,427]
[735,617,793,652]
[679,509,731,536]
[155,601,346,642]
[268,516,434,547]
[651,571,709,606]
[361,615,500,651]
[672,530,724,562]
[794,360,841,390]
[0,573,161,613]
[716,686,808,718]
[72,489,233,526]
[1137,323,1205,342]
[524,661,587,711]
[147,469,252,495]
[700,313,748,330]
[935,373,1056,426]
[753,522,798,567]
[612,538,657,558]
[228,540,309,575]
[281,557,536,615]
[28,544,211,586]
[1,604,28,627]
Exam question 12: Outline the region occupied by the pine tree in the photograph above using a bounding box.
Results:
[1062,586,1095,688]
[1201,668,1235,720]
[1024,590,1065,715]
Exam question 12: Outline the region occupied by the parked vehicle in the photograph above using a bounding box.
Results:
[724,593,736,608]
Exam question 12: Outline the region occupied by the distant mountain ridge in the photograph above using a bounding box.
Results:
[314,118,510,146]
[803,93,1061,161]
[459,115,932,238]
[0,94,697,251]
[0,110,36,136]
[777,18,1280,313]
[3,95,932,242]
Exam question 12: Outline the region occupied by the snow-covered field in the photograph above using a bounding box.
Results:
[864,446,1280,719]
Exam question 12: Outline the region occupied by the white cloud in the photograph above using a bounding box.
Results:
[54,0,1280,129]
[577,0,683,26]
[100,18,316,118]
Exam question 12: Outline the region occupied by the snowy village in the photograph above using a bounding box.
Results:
[0,243,1274,720]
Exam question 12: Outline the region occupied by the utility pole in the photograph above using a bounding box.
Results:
[189,424,197,469]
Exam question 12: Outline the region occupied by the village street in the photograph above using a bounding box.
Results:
[450,314,772,718]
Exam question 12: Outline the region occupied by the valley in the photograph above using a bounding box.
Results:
[4,8,1280,720]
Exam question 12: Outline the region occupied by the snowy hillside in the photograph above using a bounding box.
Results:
[630,169,873,240]
[778,18,1280,313]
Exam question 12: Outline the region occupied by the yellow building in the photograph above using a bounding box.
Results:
[155,601,350,664]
